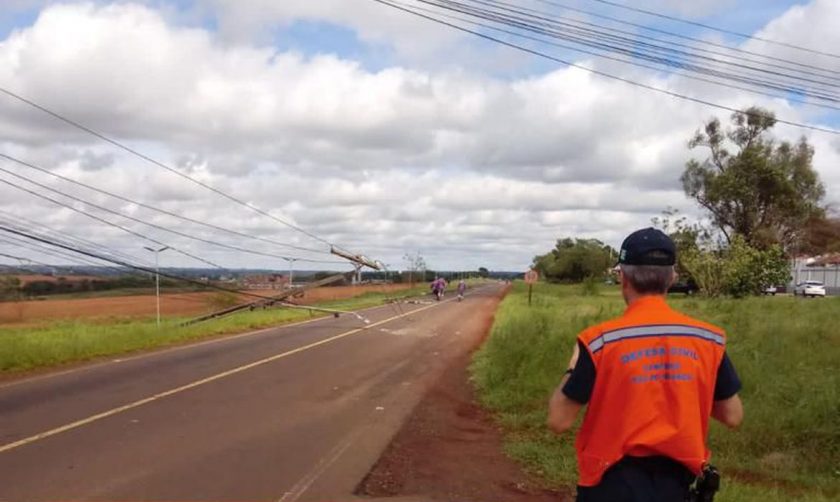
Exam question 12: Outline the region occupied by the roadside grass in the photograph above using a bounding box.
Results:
[471,282,840,501]
[0,284,433,373]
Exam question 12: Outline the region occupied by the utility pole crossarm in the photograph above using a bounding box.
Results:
[330,246,381,270]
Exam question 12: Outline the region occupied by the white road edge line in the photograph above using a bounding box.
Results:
[277,428,364,502]
[0,294,420,391]
[0,296,461,455]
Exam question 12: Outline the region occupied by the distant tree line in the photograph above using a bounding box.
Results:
[0,274,191,299]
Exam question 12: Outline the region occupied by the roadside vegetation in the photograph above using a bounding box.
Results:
[472,281,839,501]
[0,284,435,373]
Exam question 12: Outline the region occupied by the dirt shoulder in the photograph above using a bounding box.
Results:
[356,286,569,502]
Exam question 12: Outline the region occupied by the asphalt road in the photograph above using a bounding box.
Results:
[0,283,505,501]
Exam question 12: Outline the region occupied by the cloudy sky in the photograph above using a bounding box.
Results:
[0,0,838,273]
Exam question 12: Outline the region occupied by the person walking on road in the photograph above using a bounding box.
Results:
[430,277,446,301]
[457,279,467,301]
[547,228,744,502]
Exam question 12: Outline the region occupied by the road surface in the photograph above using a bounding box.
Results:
[0,284,505,501]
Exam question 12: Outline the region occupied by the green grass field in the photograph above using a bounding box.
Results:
[472,282,840,501]
[0,285,433,373]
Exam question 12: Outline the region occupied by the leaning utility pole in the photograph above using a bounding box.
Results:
[330,246,381,284]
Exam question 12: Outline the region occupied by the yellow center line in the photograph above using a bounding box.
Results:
[0,298,454,455]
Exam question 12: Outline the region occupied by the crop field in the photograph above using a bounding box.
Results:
[0,283,430,373]
[0,283,415,326]
[472,282,839,501]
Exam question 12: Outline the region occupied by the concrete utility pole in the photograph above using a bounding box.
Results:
[284,257,298,288]
[330,246,381,285]
[144,246,170,328]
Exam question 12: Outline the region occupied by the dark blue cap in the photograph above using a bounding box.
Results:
[618,228,676,266]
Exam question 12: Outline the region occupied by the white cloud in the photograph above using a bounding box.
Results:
[0,1,837,272]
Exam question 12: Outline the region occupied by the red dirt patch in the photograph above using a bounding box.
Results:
[357,285,570,502]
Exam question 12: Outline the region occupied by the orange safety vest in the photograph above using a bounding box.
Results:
[575,296,726,486]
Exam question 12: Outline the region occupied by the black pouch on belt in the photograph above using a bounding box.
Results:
[687,464,720,502]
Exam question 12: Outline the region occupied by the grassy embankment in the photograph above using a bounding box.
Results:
[472,281,839,501]
[0,284,436,373]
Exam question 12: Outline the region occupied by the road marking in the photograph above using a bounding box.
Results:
[0,298,457,455]
[0,298,410,391]
[277,428,364,502]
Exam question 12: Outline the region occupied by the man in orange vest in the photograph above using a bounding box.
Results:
[547,228,743,501]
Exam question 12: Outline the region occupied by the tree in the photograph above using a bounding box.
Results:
[0,276,21,300]
[533,238,615,283]
[799,214,840,255]
[682,107,825,251]
[403,252,427,286]
[478,267,489,278]
[681,236,790,298]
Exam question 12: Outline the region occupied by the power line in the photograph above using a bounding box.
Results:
[0,174,226,269]
[466,0,840,92]
[421,0,840,107]
[0,234,125,270]
[0,251,54,270]
[0,153,329,256]
[0,232,153,278]
[0,236,242,307]
[370,0,840,135]
[0,224,306,302]
[0,165,346,266]
[0,209,155,268]
[586,0,840,60]
[533,0,840,79]
[411,1,840,112]
[0,87,362,258]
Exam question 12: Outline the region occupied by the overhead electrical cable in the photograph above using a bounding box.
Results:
[0,153,330,256]
[0,251,55,269]
[532,0,840,79]
[460,0,840,93]
[0,224,338,303]
[0,209,153,268]
[0,86,364,258]
[406,1,840,111]
[0,234,129,271]
[0,165,346,265]
[586,0,840,60]
[369,0,840,135]
[419,0,840,107]
[0,175,227,269]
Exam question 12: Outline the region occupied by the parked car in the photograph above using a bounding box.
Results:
[763,285,778,295]
[794,281,826,297]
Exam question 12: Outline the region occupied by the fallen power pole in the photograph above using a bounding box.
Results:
[185,247,383,326]
[182,272,350,326]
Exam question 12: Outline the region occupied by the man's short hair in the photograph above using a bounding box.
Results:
[621,251,674,294]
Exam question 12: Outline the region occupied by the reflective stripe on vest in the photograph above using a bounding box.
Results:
[588,324,725,354]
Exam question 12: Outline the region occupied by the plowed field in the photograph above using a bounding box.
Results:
[0,283,414,325]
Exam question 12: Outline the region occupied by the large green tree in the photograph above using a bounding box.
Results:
[681,107,825,251]
[533,238,615,283]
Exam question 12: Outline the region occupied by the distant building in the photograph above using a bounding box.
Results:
[241,274,289,290]
[810,253,840,267]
